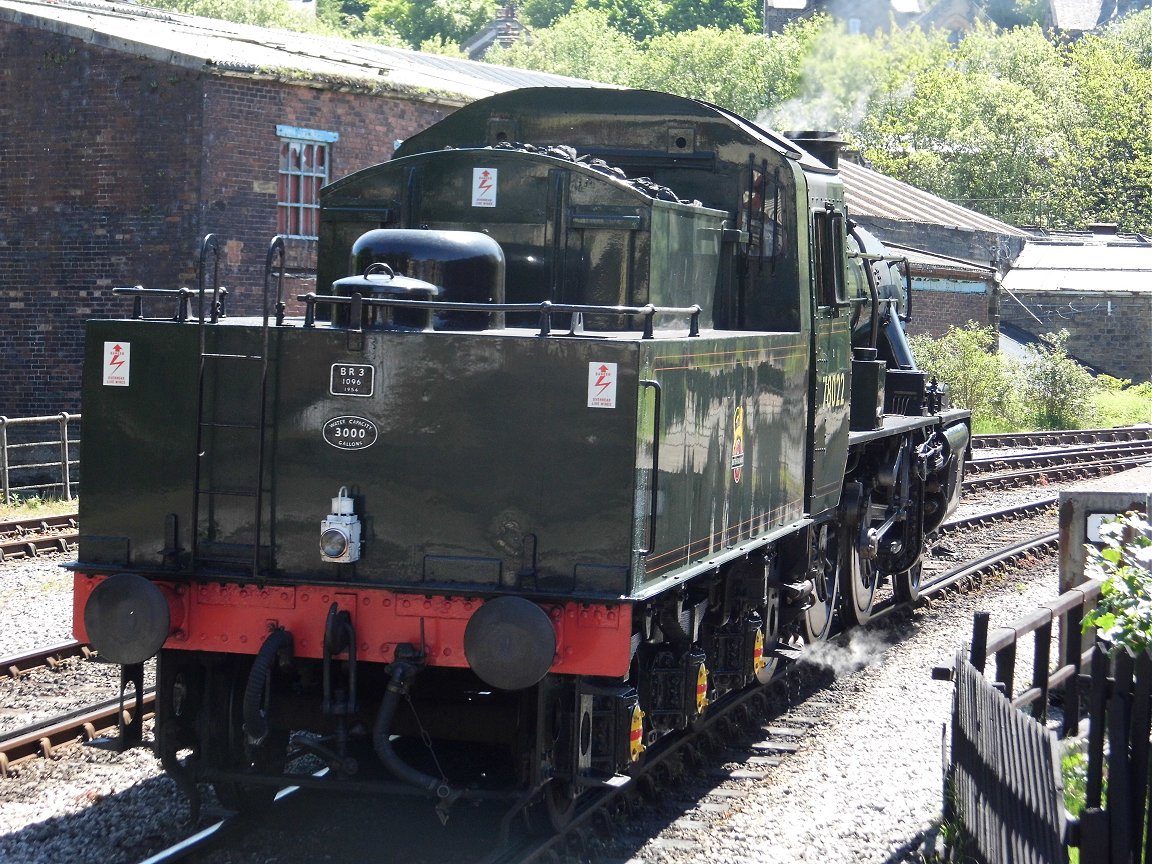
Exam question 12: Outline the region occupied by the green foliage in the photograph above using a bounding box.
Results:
[1061,747,1088,817]
[1082,512,1152,656]
[630,27,786,119]
[1049,18,1152,233]
[1093,380,1152,428]
[518,0,664,39]
[148,0,344,33]
[769,23,950,135]
[487,9,641,83]
[360,0,497,47]
[1020,330,1100,430]
[856,24,1075,216]
[908,323,1021,429]
[662,0,760,34]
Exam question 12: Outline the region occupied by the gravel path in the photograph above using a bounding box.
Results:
[0,490,1069,864]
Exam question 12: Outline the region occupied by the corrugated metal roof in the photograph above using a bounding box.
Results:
[0,0,603,103]
[839,159,1029,237]
[1013,241,1152,271]
[1002,269,1150,293]
[887,243,995,276]
[1003,237,1152,294]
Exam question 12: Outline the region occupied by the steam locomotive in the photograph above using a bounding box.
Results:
[72,88,969,826]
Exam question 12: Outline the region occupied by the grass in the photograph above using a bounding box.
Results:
[1094,382,1152,428]
[0,493,78,521]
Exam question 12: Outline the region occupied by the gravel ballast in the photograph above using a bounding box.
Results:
[0,494,1071,863]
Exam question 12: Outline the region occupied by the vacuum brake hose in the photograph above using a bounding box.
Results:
[243,628,293,746]
[372,660,455,801]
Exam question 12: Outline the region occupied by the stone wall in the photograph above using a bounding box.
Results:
[999,290,1151,383]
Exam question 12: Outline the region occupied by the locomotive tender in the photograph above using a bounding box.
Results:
[72,88,969,824]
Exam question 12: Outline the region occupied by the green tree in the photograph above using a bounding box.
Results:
[765,22,948,134]
[662,0,759,33]
[360,0,497,47]
[908,323,1021,431]
[630,26,797,119]
[487,8,641,83]
[148,0,342,32]
[1048,14,1152,233]
[518,0,574,27]
[854,24,1074,219]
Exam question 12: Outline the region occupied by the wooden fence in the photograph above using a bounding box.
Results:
[943,578,1152,864]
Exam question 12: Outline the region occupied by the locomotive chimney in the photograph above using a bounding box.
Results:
[782,131,845,170]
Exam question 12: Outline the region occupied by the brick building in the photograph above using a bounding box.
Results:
[836,158,1024,340]
[1000,229,1152,383]
[0,0,592,417]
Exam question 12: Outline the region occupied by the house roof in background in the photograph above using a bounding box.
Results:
[0,0,601,103]
[839,159,1029,237]
[1049,0,1108,30]
[1004,235,1152,293]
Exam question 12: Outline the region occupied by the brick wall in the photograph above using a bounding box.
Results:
[905,286,998,339]
[0,22,449,417]
[0,24,204,417]
[199,77,449,316]
[999,290,1151,383]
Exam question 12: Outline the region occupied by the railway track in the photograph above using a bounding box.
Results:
[968,439,1152,474]
[971,425,1151,450]
[963,439,1152,492]
[0,642,153,778]
[1,640,90,679]
[132,519,1062,864]
[0,513,78,560]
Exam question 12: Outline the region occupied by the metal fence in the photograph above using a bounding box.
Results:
[0,413,81,505]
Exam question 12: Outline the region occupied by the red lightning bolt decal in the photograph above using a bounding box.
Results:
[595,365,612,395]
[108,345,124,371]
[478,171,492,194]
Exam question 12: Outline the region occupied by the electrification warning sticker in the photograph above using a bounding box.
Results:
[102,341,130,387]
[588,362,617,408]
[472,168,497,207]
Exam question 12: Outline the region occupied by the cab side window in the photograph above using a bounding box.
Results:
[813,209,846,308]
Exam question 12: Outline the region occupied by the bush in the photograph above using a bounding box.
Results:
[909,323,1022,430]
[1082,512,1152,655]
[1020,330,1101,430]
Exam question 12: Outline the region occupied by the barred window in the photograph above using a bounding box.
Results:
[276,125,339,239]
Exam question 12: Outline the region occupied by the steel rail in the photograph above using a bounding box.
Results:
[963,454,1151,492]
[0,511,79,561]
[972,425,1151,450]
[920,531,1059,598]
[0,690,156,777]
[0,640,89,679]
[968,440,1152,474]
